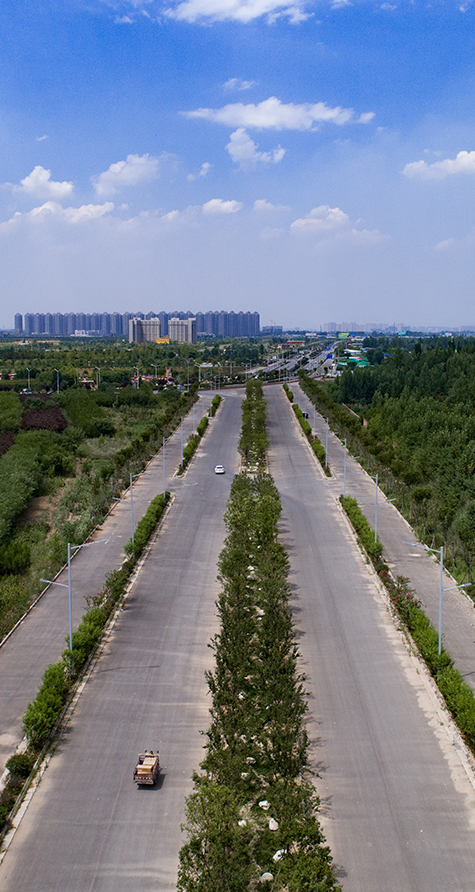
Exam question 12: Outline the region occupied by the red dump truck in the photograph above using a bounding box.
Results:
[133,751,160,785]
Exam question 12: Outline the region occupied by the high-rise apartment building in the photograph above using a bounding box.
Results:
[168,317,197,343]
[14,309,260,339]
[128,317,161,343]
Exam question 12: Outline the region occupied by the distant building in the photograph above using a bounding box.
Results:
[262,325,283,335]
[129,317,161,343]
[14,309,260,339]
[168,317,197,343]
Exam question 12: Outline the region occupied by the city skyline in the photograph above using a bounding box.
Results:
[14,309,260,339]
[0,3,475,331]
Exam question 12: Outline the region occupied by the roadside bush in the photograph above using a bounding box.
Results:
[290,397,329,475]
[340,496,383,563]
[209,394,222,416]
[22,662,70,748]
[124,492,170,559]
[196,415,208,436]
[283,382,293,402]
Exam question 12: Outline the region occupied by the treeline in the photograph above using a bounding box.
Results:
[283,384,328,474]
[239,380,268,468]
[299,365,475,588]
[178,392,340,890]
[0,386,195,640]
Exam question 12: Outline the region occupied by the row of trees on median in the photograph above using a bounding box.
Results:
[177,382,340,891]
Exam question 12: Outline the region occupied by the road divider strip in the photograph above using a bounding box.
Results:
[178,380,340,892]
[0,491,171,842]
[340,494,475,761]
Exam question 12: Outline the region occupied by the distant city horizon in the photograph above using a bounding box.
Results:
[8,312,475,339]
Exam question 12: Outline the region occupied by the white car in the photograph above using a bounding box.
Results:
[214,465,225,475]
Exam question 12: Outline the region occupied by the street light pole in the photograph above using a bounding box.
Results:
[27,368,31,391]
[54,368,60,393]
[163,436,166,496]
[343,438,347,496]
[41,537,108,657]
[403,541,470,654]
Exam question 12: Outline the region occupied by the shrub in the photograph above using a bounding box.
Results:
[340,496,383,563]
[22,662,69,748]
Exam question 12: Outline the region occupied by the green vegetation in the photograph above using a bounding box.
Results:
[0,391,23,432]
[0,378,195,641]
[283,382,293,402]
[178,387,339,892]
[0,488,171,837]
[209,393,222,416]
[239,380,268,469]
[179,407,216,475]
[300,349,475,592]
[124,493,169,558]
[340,496,475,758]
[340,496,383,565]
[292,401,329,476]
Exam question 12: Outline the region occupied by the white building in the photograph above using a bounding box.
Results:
[128,317,161,343]
[168,317,197,343]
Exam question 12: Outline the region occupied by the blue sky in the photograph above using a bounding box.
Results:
[1,0,475,330]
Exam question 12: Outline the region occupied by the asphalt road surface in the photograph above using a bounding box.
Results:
[2,383,475,892]
[0,389,243,891]
[0,392,214,779]
[266,384,475,892]
[292,382,475,690]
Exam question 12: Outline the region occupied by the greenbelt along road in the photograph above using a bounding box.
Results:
[1,385,475,891]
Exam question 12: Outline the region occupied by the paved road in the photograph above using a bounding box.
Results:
[266,385,475,892]
[292,383,475,689]
[0,390,242,891]
[0,392,215,779]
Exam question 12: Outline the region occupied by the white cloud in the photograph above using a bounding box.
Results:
[187,161,212,181]
[32,201,115,224]
[36,135,49,142]
[435,237,456,251]
[164,0,311,23]
[226,128,285,169]
[183,96,373,130]
[253,199,282,211]
[358,112,375,124]
[291,205,349,232]
[14,166,73,200]
[202,198,243,214]
[92,153,161,196]
[403,150,475,180]
[224,78,256,90]
[0,201,115,231]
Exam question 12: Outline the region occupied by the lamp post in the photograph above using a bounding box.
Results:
[26,368,31,391]
[54,368,60,393]
[403,541,470,654]
[163,436,166,496]
[372,472,396,543]
[41,538,108,655]
[325,418,329,468]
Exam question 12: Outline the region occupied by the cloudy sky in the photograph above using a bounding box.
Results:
[1,0,475,330]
